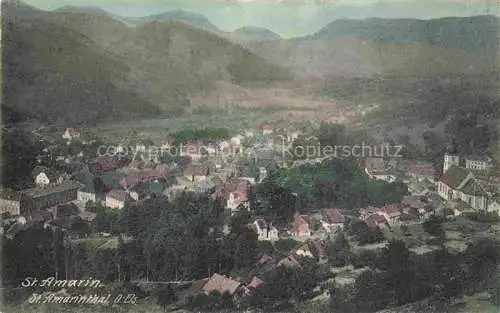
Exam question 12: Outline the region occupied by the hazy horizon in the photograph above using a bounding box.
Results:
[21,0,500,37]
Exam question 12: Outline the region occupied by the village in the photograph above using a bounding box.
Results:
[1,123,500,311]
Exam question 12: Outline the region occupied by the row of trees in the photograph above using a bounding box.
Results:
[329,238,500,312]
[252,158,408,213]
[168,127,230,143]
[1,192,266,290]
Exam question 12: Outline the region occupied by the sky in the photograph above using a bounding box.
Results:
[22,0,500,37]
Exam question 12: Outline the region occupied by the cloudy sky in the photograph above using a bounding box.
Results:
[23,0,499,37]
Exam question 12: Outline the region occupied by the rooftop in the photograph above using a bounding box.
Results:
[440,165,470,189]
[21,181,81,198]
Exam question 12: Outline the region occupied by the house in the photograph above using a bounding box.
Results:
[30,209,54,223]
[321,209,345,233]
[161,137,175,150]
[250,219,279,241]
[20,181,81,217]
[407,164,436,183]
[184,165,209,182]
[129,181,165,200]
[89,156,121,174]
[256,253,275,267]
[247,276,264,290]
[230,135,245,146]
[211,175,224,186]
[277,255,302,269]
[62,128,80,141]
[465,156,493,171]
[213,179,251,214]
[200,140,218,155]
[487,197,500,216]
[32,166,65,186]
[120,164,169,190]
[401,195,434,218]
[364,157,396,183]
[105,190,134,209]
[0,189,21,216]
[50,202,80,219]
[201,274,242,296]
[260,124,274,135]
[291,215,311,237]
[219,141,239,156]
[193,179,216,194]
[180,141,207,160]
[365,214,388,228]
[77,184,97,204]
[438,153,489,211]
[287,131,301,143]
[294,243,315,258]
[227,191,249,215]
[375,204,402,225]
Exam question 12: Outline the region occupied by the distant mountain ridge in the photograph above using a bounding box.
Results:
[2,1,292,125]
[233,26,281,38]
[124,9,220,32]
[314,15,500,55]
[55,5,111,16]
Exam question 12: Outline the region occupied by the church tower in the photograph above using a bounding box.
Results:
[443,153,460,174]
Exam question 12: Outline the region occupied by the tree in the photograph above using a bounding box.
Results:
[423,215,445,238]
[1,129,41,189]
[234,228,259,269]
[352,221,385,245]
[328,233,352,267]
[156,285,177,311]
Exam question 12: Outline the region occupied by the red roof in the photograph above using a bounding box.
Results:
[90,156,120,173]
[120,165,168,189]
[184,165,208,177]
[365,214,387,228]
[201,274,242,295]
[324,209,345,224]
[408,164,435,179]
[107,190,133,202]
[401,195,428,209]
[231,191,248,203]
[377,204,401,217]
[292,215,310,235]
[162,138,175,146]
[259,124,274,132]
[181,141,203,154]
[214,179,250,201]
[248,276,264,289]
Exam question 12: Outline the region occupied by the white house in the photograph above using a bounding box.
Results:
[105,190,134,209]
[250,219,279,241]
[62,128,80,141]
[465,156,493,171]
[77,189,96,204]
[32,166,64,186]
[487,198,500,216]
[295,243,315,258]
[227,191,250,215]
[230,135,245,147]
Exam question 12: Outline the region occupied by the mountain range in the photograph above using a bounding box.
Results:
[2,1,499,125]
[2,1,292,125]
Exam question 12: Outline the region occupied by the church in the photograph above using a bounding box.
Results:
[437,153,499,214]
